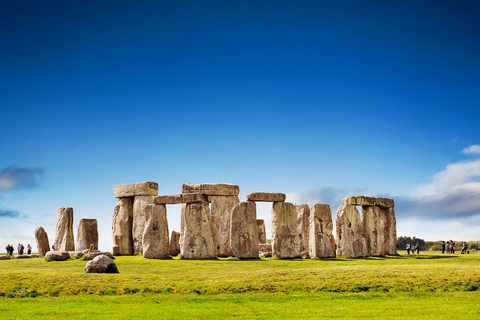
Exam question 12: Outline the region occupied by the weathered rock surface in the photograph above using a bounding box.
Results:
[257,219,267,244]
[259,243,272,257]
[45,251,70,261]
[76,219,98,251]
[182,193,208,203]
[181,202,216,259]
[132,195,154,255]
[246,192,286,202]
[362,206,381,256]
[295,204,310,256]
[112,198,133,255]
[154,194,183,204]
[375,197,395,208]
[54,207,75,252]
[230,201,259,259]
[34,226,50,257]
[86,251,114,260]
[309,204,335,258]
[169,231,181,256]
[68,251,85,258]
[210,195,239,256]
[271,202,301,258]
[113,182,158,198]
[182,183,239,196]
[341,196,376,206]
[380,207,397,255]
[142,204,170,259]
[335,204,367,257]
[84,255,119,273]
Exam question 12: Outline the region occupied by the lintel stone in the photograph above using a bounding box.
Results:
[182,183,239,196]
[113,182,158,198]
[246,192,286,202]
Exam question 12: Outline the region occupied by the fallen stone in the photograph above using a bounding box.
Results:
[257,219,267,244]
[335,204,367,257]
[132,195,154,255]
[86,251,114,260]
[230,201,259,259]
[76,219,98,251]
[182,183,240,196]
[34,226,50,257]
[45,251,70,261]
[113,182,158,198]
[154,194,183,205]
[142,204,170,259]
[246,192,286,202]
[169,231,181,256]
[69,251,85,258]
[210,195,239,256]
[259,243,272,257]
[0,256,13,260]
[271,202,301,258]
[181,202,216,259]
[54,207,75,252]
[112,197,134,255]
[295,204,310,256]
[84,255,119,273]
[182,193,208,203]
[341,196,376,206]
[16,255,36,259]
[309,204,335,258]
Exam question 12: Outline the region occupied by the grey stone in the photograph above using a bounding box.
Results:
[230,201,259,259]
[335,205,367,257]
[132,195,154,255]
[180,202,216,259]
[295,204,310,256]
[54,207,75,252]
[76,219,98,251]
[246,192,286,202]
[86,251,114,260]
[182,183,240,196]
[210,195,239,256]
[34,226,50,257]
[309,204,335,258]
[271,202,301,258]
[257,219,267,244]
[142,204,170,259]
[154,194,183,205]
[45,251,70,261]
[182,193,208,203]
[362,205,381,256]
[259,243,272,257]
[169,231,181,256]
[341,196,376,206]
[112,198,133,255]
[84,255,119,273]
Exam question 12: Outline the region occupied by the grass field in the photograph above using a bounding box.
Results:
[1,252,479,319]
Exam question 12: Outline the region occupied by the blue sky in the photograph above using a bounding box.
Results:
[1,1,479,251]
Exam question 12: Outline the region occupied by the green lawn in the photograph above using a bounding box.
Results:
[0,252,479,319]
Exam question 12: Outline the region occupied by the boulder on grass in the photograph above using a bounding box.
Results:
[45,251,70,261]
[84,255,119,273]
[86,252,114,260]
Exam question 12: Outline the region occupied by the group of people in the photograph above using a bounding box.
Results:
[5,243,32,256]
[441,241,468,254]
[405,242,420,255]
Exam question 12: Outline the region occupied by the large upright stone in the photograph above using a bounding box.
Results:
[309,204,335,258]
[34,226,50,257]
[230,201,259,259]
[112,197,133,255]
[271,202,301,258]
[169,231,181,256]
[257,219,267,244]
[182,183,239,196]
[380,206,397,255]
[133,195,154,255]
[113,182,158,198]
[362,206,381,256]
[335,204,367,257]
[142,204,170,259]
[76,219,98,251]
[246,192,286,202]
[295,204,310,256]
[210,195,239,256]
[54,207,75,252]
[181,202,216,259]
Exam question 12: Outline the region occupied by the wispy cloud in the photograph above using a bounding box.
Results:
[287,186,370,207]
[461,144,480,156]
[0,166,46,193]
[0,209,21,219]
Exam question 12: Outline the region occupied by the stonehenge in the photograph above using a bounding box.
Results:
[76,219,98,251]
[34,226,50,257]
[110,181,397,260]
[54,207,75,251]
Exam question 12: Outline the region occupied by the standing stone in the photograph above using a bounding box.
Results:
[181,202,216,259]
[169,231,181,256]
[133,195,154,255]
[142,204,170,259]
[362,206,381,256]
[210,195,239,256]
[112,198,133,255]
[335,204,367,257]
[76,219,98,251]
[54,207,75,252]
[271,202,301,259]
[379,206,397,255]
[34,226,50,257]
[309,204,335,258]
[257,219,267,244]
[295,204,310,256]
[230,201,259,259]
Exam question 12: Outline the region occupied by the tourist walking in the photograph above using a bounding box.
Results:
[5,244,11,256]
[406,243,411,255]
[441,241,445,254]
[27,244,32,255]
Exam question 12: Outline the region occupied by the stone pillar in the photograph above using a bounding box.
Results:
[133,195,154,255]
[112,197,134,255]
[54,207,75,251]
[271,202,301,259]
[181,202,216,259]
[362,206,381,256]
[295,204,310,256]
[76,219,98,251]
[142,204,170,259]
[335,204,367,257]
[388,207,397,255]
[309,204,335,258]
[210,195,239,256]
[230,201,259,258]
[256,219,267,244]
[169,231,181,256]
[34,226,50,257]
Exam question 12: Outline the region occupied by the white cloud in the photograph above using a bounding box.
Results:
[461,144,480,156]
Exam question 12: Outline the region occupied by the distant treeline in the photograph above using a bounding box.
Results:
[397,236,480,252]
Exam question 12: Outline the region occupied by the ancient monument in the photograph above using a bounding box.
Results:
[34,226,50,257]
[54,207,75,251]
[76,218,98,251]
